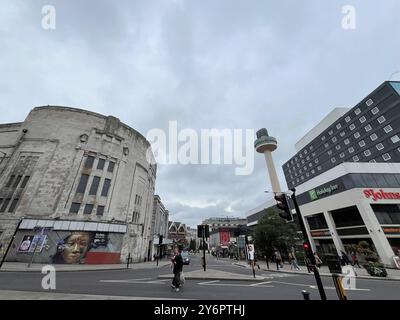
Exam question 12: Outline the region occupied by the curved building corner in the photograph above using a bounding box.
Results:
[0,106,157,265]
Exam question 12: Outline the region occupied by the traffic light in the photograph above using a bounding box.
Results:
[197,225,210,238]
[303,242,314,261]
[159,235,163,245]
[274,193,293,221]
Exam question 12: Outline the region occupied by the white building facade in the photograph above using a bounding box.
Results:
[282,81,400,267]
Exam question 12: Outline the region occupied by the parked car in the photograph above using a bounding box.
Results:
[181,251,190,265]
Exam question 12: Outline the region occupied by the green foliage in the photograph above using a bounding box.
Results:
[355,241,387,277]
[253,207,299,258]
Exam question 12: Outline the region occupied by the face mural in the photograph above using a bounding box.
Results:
[53,232,91,264]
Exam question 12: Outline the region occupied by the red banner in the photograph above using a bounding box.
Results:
[219,229,230,246]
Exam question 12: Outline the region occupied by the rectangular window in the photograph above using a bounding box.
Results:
[0,198,11,212]
[8,198,19,213]
[359,116,366,123]
[349,124,356,131]
[69,202,81,213]
[384,125,393,133]
[336,123,342,130]
[20,176,30,188]
[336,145,341,150]
[364,124,372,132]
[359,140,366,147]
[366,99,374,107]
[101,179,111,197]
[354,132,360,139]
[344,139,350,145]
[332,137,337,143]
[97,159,106,170]
[12,175,23,188]
[84,204,94,214]
[364,150,371,157]
[89,176,101,195]
[84,156,95,168]
[5,175,15,188]
[376,143,384,151]
[107,161,115,173]
[76,174,89,194]
[354,108,361,115]
[378,116,386,124]
[391,135,400,144]
[370,133,378,141]
[340,152,345,158]
[352,155,359,162]
[383,153,391,161]
[96,205,105,216]
[371,106,379,115]
[345,116,351,123]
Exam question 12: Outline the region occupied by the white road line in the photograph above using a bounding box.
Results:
[249,281,273,287]
[197,280,220,285]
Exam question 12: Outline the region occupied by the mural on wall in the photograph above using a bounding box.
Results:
[10,230,123,264]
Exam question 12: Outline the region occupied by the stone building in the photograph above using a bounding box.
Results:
[0,106,156,264]
[150,195,169,259]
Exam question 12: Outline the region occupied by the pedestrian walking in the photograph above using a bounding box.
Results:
[247,244,257,278]
[314,252,323,269]
[171,246,184,292]
[351,250,361,268]
[289,252,301,271]
[274,249,282,270]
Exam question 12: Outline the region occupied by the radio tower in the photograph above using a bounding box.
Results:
[254,128,281,193]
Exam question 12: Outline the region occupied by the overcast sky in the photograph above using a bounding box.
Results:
[1,1,400,228]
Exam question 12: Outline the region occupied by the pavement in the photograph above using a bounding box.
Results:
[0,290,183,300]
[233,260,400,281]
[0,261,171,272]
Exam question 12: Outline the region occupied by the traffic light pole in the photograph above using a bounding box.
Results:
[202,228,206,272]
[291,189,327,301]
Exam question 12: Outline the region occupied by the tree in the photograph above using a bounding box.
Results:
[253,207,299,260]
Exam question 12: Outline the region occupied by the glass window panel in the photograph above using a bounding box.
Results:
[84,156,95,168]
[89,176,101,195]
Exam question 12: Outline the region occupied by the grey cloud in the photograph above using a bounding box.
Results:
[1,1,400,226]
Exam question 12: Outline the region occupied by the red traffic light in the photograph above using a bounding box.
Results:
[303,242,310,250]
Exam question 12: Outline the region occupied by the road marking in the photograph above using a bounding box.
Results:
[261,273,297,278]
[197,281,274,288]
[249,281,273,287]
[197,280,220,285]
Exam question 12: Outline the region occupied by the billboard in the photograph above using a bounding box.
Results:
[219,229,231,246]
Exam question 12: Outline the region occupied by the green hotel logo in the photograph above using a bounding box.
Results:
[309,189,318,201]
[309,184,339,201]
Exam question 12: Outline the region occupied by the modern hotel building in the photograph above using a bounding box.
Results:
[282,81,400,267]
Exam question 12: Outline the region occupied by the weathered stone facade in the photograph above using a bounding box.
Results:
[0,106,156,263]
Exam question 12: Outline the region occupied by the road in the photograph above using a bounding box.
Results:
[0,253,399,300]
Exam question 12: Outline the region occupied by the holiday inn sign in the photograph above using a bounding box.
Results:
[309,184,339,201]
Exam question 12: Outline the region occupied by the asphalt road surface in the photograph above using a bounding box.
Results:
[0,253,399,300]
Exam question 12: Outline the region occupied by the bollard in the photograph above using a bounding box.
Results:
[302,290,311,300]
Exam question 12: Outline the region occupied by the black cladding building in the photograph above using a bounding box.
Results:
[280,81,400,268]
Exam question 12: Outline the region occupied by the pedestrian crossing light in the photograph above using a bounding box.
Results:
[274,193,293,221]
